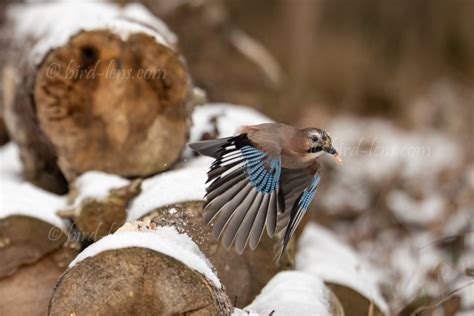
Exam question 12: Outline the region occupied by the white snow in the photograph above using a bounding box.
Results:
[0,181,68,231]
[121,2,177,48]
[71,171,130,207]
[0,142,22,183]
[0,142,68,230]
[127,158,209,221]
[387,190,445,225]
[321,116,462,215]
[388,232,452,304]
[243,271,331,316]
[296,223,388,314]
[183,103,273,158]
[328,116,461,183]
[69,226,221,288]
[191,103,273,140]
[8,1,175,64]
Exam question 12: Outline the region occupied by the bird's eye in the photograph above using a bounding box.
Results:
[311,135,319,142]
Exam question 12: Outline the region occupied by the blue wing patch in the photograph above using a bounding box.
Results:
[298,173,320,211]
[240,145,281,194]
[283,173,321,246]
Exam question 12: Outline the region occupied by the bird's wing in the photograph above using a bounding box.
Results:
[200,134,284,254]
[274,165,321,262]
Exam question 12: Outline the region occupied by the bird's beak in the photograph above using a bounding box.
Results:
[333,153,343,164]
[325,147,343,164]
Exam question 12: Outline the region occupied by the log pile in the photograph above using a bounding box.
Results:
[2,1,193,193]
[0,163,79,315]
[1,2,389,315]
[126,159,294,307]
[49,223,233,315]
[59,172,142,241]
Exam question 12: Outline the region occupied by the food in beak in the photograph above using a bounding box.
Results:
[333,153,343,164]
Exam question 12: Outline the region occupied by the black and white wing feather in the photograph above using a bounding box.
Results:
[274,167,321,262]
[189,134,284,254]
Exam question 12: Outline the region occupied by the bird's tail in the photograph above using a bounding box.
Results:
[188,137,233,158]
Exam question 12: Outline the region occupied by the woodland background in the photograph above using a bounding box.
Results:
[0,0,472,315]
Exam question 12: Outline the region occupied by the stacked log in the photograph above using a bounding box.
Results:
[49,222,233,315]
[2,1,193,193]
[59,171,142,241]
[0,246,78,316]
[127,156,294,308]
[0,1,383,313]
[0,157,78,315]
[159,0,283,110]
[0,181,69,278]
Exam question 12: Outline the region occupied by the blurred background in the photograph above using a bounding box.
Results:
[129,0,474,314]
[1,0,472,315]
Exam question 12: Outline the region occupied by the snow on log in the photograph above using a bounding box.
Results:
[3,1,193,192]
[241,271,344,316]
[296,223,388,315]
[49,223,233,315]
[127,155,294,308]
[0,142,71,277]
[183,103,273,158]
[0,245,78,316]
[59,171,142,241]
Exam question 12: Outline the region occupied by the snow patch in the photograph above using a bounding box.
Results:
[244,271,331,316]
[8,1,175,64]
[0,181,67,231]
[387,190,445,225]
[127,157,209,221]
[191,103,273,139]
[72,171,130,207]
[0,142,22,183]
[184,103,273,158]
[296,223,388,313]
[69,226,221,288]
[0,142,67,230]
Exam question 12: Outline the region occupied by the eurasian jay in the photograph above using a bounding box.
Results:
[188,123,342,262]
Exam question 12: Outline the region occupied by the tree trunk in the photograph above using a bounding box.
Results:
[49,243,233,315]
[3,2,193,193]
[139,201,294,308]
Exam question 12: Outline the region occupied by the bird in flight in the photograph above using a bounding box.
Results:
[188,123,342,262]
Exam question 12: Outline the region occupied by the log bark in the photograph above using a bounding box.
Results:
[49,247,233,315]
[3,2,193,193]
[159,0,281,109]
[0,245,78,316]
[0,114,8,145]
[0,215,68,278]
[140,201,294,308]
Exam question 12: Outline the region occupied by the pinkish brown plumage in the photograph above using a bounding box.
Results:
[188,122,341,262]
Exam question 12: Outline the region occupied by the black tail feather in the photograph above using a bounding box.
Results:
[188,137,232,158]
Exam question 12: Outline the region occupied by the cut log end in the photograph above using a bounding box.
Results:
[33,30,192,181]
[0,215,67,278]
[0,245,79,316]
[49,247,233,315]
[72,179,143,240]
[140,200,294,307]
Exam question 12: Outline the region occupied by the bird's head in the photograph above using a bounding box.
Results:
[302,128,343,164]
